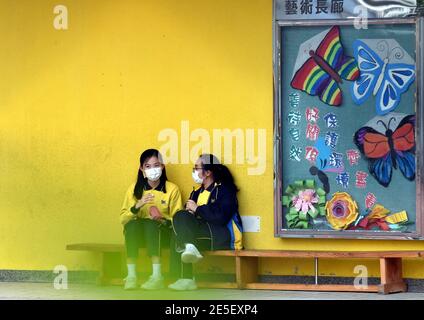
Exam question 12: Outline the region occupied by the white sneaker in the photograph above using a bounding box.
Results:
[181,243,203,264]
[168,278,197,291]
[124,276,138,290]
[141,276,165,290]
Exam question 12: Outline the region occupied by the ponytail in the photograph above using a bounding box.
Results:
[199,154,239,192]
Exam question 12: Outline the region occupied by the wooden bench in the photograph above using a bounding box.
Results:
[66,243,424,294]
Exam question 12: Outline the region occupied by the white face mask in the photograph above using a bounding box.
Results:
[144,167,162,182]
[192,170,203,184]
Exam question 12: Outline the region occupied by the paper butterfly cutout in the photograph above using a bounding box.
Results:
[351,40,415,115]
[291,26,360,106]
[354,113,415,187]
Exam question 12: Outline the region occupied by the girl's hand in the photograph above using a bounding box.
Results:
[135,193,154,209]
[186,200,198,213]
[149,206,164,221]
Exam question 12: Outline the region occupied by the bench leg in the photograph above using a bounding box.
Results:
[96,252,106,285]
[314,258,319,285]
[236,256,258,289]
[378,258,407,294]
[97,252,124,286]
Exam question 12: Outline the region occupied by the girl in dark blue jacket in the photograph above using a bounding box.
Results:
[168,154,243,291]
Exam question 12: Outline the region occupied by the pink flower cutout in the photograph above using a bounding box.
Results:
[292,189,319,214]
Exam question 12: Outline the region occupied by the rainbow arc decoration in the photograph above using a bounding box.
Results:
[291,26,360,106]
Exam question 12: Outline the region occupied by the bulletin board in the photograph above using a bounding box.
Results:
[273,18,424,239]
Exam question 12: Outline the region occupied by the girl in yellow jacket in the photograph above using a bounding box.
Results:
[120,149,182,290]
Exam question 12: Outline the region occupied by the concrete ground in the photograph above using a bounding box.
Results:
[0,282,424,300]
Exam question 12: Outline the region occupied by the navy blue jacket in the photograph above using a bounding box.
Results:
[190,182,243,250]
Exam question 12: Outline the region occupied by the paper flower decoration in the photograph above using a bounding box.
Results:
[349,205,408,231]
[386,210,408,224]
[349,204,389,231]
[326,192,358,230]
[368,204,390,219]
[282,179,327,229]
[292,189,319,214]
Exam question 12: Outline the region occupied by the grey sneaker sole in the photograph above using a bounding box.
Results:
[181,252,203,264]
[140,284,165,290]
[124,286,138,290]
[168,285,198,291]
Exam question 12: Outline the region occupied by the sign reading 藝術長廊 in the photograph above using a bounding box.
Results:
[275,0,417,20]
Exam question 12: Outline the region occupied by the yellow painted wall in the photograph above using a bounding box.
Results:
[1,0,424,279]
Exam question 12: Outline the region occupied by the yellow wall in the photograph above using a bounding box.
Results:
[1,0,424,279]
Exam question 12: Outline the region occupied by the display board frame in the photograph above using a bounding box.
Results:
[273,17,424,239]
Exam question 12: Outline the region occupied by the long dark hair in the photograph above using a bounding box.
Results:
[199,154,238,192]
[134,149,167,199]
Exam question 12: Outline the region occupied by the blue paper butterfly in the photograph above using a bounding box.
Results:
[351,40,415,115]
